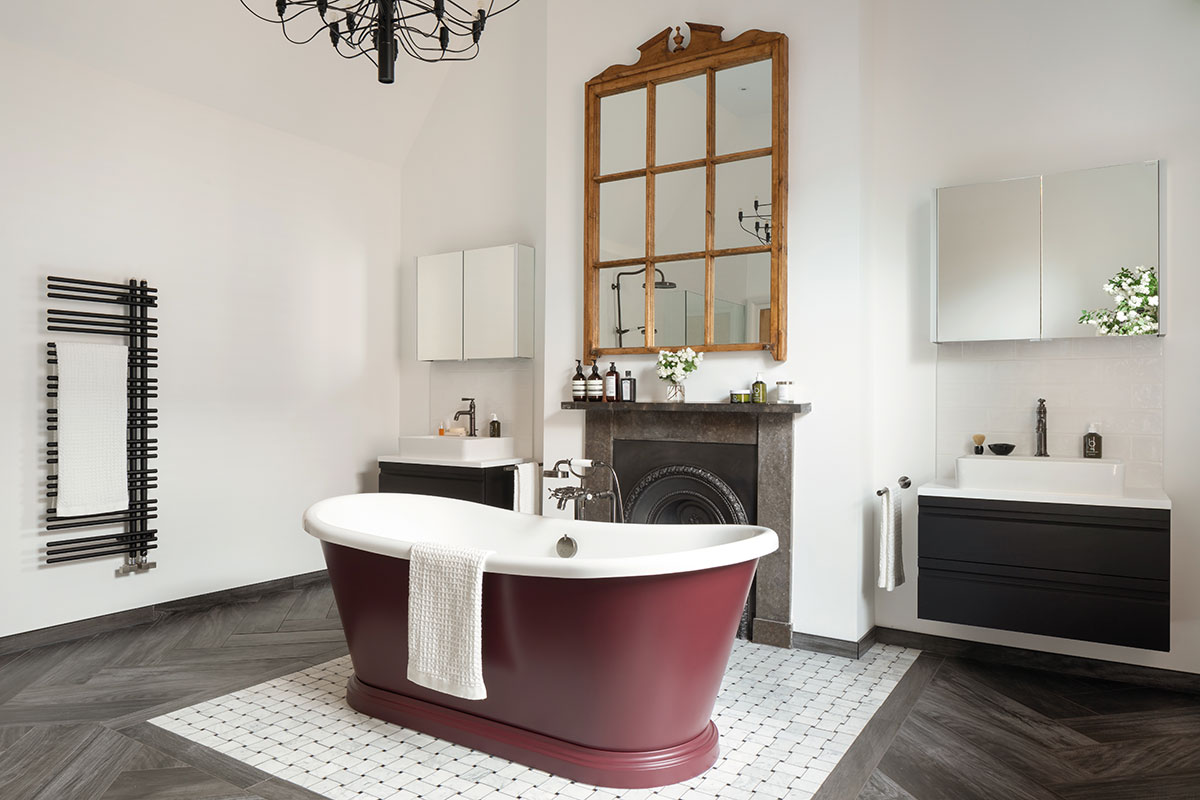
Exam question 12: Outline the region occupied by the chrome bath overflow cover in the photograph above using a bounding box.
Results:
[556,535,578,558]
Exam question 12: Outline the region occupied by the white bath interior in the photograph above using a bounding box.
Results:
[305,493,778,578]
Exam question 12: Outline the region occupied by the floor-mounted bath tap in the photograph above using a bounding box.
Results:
[1035,398,1049,457]
[454,397,477,438]
[543,457,624,523]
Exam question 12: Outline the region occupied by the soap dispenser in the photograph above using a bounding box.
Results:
[489,414,501,438]
[571,360,586,402]
[1083,423,1102,459]
[751,373,767,404]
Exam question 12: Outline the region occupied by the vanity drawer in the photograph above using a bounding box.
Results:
[918,496,1169,580]
[378,462,513,509]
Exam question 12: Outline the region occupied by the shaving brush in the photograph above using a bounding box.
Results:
[972,433,985,455]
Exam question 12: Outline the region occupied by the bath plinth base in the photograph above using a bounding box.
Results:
[346,674,720,789]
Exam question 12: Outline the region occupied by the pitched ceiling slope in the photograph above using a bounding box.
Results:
[1,0,449,167]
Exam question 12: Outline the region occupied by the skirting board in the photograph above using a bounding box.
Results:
[0,570,329,656]
[875,627,1200,694]
[791,627,878,660]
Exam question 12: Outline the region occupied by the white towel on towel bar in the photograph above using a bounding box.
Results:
[877,485,905,591]
[54,342,129,518]
[512,461,539,514]
[407,541,493,700]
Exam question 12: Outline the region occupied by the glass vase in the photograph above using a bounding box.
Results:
[666,382,685,403]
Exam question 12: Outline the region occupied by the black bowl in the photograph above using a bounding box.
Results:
[988,443,1016,456]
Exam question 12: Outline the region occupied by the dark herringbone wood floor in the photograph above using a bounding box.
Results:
[0,577,345,799]
[831,654,1200,800]
[4,577,1200,800]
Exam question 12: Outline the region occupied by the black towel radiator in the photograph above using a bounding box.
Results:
[45,276,159,572]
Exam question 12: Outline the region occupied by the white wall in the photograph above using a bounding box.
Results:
[868,0,1200,673]
[0,40,402,637]
[542,1,877,643]
[399,0,548,460]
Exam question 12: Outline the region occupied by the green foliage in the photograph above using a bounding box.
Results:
[1079,266,1159,336]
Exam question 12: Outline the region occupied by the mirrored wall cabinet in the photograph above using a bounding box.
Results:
[933,161,1160,343]
[417,244,534,361]
[583,23,789,361]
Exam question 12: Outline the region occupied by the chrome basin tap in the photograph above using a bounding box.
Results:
[454,397,477,438]
[1035,398,1049,457]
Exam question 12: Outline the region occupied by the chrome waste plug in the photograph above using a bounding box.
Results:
[556,535,578,558]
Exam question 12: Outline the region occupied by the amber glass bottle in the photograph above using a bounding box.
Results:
[586,361,603,402]
[604,362,620,402]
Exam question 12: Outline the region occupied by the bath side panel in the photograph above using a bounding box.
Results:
[321,542,755,753]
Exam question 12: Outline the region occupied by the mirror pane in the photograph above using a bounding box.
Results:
[600,88,646,175]
[651,259,706,348]
[655,74,706,166]
[655,167,705,256]
[598,177,645,262]
[597,266,647,349]
[714,156,772,250]
[715,60,772,155]
[936,178,1041,341]
[713,252,772,345]
[1042,161,1159,338]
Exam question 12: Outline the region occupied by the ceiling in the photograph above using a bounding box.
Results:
[0,1,461,167]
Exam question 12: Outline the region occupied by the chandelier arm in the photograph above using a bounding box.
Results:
[279,19,334,46]
[485,0,521,16]
[739,220,768,245]
[239,0,318,25]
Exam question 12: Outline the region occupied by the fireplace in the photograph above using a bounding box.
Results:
[614,440,758,637]
[567,400,809,649]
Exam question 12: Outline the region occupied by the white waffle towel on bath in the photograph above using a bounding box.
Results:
[54,342,129,518]
[407,541,494,700]
[877,484,905,591]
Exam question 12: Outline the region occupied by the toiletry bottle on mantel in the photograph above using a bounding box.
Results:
[586,361,603,402]
[571,360,586,402]
[620,370,637,403]
[751,373,767,404]
[604,361,620,402]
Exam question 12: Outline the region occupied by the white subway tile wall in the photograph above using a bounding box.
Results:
[936,337,1164,488]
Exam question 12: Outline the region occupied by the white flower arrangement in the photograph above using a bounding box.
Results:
[655,347,703,384]
[1078,265,1159,336]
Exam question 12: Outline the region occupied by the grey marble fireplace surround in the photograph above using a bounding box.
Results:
[562,401,812,648]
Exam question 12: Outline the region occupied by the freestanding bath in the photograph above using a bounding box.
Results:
[304,492,778,789]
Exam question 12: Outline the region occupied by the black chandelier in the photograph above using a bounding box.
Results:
[241,0,521,84]
[738,198,771,245]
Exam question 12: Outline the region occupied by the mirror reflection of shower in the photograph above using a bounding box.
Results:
[738,198,771,244]
[612,268,677,347]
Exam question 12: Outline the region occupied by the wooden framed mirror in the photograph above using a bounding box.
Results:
[583,23,788,361]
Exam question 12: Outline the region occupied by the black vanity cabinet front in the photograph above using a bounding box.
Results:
[378,461,514,509]
[918,495,1170,651]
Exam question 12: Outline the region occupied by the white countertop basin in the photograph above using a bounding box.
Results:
[396,435,516,463]
[956,455,1124,497]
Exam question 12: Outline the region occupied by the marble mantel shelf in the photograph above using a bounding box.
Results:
[561,401,812,414]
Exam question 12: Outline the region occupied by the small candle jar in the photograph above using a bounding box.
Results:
[775,380,794,404]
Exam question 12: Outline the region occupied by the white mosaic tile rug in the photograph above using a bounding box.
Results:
[152,640,918,800]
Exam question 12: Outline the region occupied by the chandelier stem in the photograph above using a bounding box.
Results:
[377,2,396,83]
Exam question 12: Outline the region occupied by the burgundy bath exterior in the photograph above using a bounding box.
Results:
[307,493,776,789]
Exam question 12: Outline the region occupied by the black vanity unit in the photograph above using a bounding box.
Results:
[378,460,514,509]
[918,494,1170,651]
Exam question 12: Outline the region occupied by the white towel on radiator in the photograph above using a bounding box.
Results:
[877,485,905,591]
[53,342,129,518]
[512,461,539,514]
[407,541,494,700]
